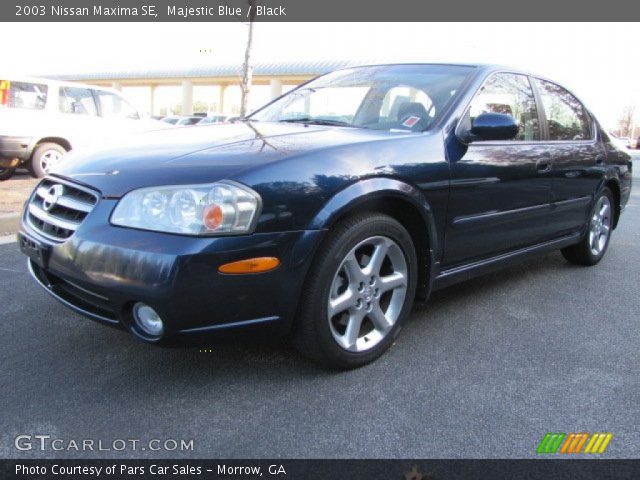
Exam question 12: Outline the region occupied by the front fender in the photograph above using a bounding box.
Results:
[308,177,439,298]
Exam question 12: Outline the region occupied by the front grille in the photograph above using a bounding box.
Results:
[27,178,98,242]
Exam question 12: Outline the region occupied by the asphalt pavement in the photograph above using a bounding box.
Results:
[1,160,639,459]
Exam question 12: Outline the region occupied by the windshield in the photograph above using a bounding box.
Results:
[250,64,474,132]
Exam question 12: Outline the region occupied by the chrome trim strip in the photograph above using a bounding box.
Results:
[62,278,110,302]
[437,233,581,279]
[27,260,118,325]
[36,186,94,213]
[44,175,100,200]
[179,316,280,334]
[552,195,592,209]
[28,203,81,231]
[452,203,550,228]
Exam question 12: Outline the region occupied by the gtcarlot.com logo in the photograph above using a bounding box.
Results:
[14,435,194,452]
[536,432,613,454]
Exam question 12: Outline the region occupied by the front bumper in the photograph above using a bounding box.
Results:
[19,197,324,344]
[0,135,32,161]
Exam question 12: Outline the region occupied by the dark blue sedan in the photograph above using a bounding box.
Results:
[18,64,632,368]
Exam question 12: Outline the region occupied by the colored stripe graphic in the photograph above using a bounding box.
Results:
[537,432,613,454]
[584,433,613,454]
[560,433,589,453]
[536,433,565,453]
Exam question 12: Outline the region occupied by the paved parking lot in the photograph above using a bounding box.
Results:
[1,160,638,459]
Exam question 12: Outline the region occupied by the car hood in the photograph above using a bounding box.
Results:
[55,122,395,197]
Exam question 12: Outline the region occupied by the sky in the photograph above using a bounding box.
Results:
[3,22,639,129]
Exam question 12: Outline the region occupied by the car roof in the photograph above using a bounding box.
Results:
[331,62,544,78]
[0,74,121,94]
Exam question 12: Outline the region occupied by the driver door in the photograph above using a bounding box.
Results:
[443,72,554,267]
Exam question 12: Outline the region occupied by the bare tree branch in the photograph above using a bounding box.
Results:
[240,0,257,118]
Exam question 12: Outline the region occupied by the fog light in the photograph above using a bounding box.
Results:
[132,302,164,337]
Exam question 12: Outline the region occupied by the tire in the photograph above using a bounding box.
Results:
[561,187,615,266]
[292,213,418,369]
[0,167,16,181]
[30,143,67,178]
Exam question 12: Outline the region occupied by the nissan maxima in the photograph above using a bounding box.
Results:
[18,64,632,368]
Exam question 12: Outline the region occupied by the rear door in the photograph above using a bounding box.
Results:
[443,72,553,266]
[532,78,604,237]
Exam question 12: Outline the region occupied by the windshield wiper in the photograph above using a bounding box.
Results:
[278,117,356,127]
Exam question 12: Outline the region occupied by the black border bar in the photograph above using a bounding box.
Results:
[2,460,640,479]
[4,0,640,22]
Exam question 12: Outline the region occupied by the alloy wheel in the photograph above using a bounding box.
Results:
[40,149,63,174]
[327,235,408,352]
[589,195,612,256]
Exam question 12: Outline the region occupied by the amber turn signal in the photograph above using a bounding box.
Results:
[218,257,280,274]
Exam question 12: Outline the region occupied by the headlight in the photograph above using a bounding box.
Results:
[111,181,261,235]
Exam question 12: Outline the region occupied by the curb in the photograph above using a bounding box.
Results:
[0,234,17,245]
[0,213,20,237]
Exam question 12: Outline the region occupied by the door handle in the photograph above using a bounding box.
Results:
[536,160,551,173]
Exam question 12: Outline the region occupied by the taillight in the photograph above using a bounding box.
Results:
[0,80,9,106]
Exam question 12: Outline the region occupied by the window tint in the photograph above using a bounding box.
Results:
[380,86,434,125]
[470,73,540,141]
[251,64,474,131]
[7,81,48,110]
[275,86,371,124]
[533,79,591,141]
[59,87,97,116]
[96,90,139,119]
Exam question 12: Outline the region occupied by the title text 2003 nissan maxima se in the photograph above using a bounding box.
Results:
[18,64,632,368]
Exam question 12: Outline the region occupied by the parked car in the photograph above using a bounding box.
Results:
[18,64,632,369]
[175,116,203,126]
[160,116,180,125]
[198,114,228,125]
[0,76,164,180]
[161,116,202,126]
[608,132,631,150]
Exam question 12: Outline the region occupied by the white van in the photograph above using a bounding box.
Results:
[0,76,164,180]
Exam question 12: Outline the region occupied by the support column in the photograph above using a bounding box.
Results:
[181,80,193,116]
[148,85,156,116]
[269,78,283,100]
[218,84,227,114]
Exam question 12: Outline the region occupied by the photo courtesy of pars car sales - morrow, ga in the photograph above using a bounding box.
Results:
[0,1,639,479]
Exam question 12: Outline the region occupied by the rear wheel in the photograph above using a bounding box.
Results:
[30,142,67,178]
[561,187,614,266]
[293,213,417,369]
[0,167,16,181]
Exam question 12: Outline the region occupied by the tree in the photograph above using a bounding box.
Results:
[617,105,636,137]
[240,0,257,118]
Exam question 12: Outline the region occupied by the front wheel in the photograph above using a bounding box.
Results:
[293,213,417,369]
[30,143,67,178]
[561,187,614,266]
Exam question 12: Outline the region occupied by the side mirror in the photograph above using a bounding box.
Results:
[469,112,519,141]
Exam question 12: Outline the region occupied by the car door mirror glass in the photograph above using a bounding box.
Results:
[470,112,519,142]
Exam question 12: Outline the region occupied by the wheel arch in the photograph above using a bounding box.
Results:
[308,178,437,300]
[604,177,621,228]
[32,137,72,154]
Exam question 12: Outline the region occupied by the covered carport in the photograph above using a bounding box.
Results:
[53,60,362,116]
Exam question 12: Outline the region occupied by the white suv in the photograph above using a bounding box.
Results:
[0,76,164,180]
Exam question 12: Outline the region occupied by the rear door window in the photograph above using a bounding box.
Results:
[5,81,48,110]
[533,79,592,141]
[59,87,98,116]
